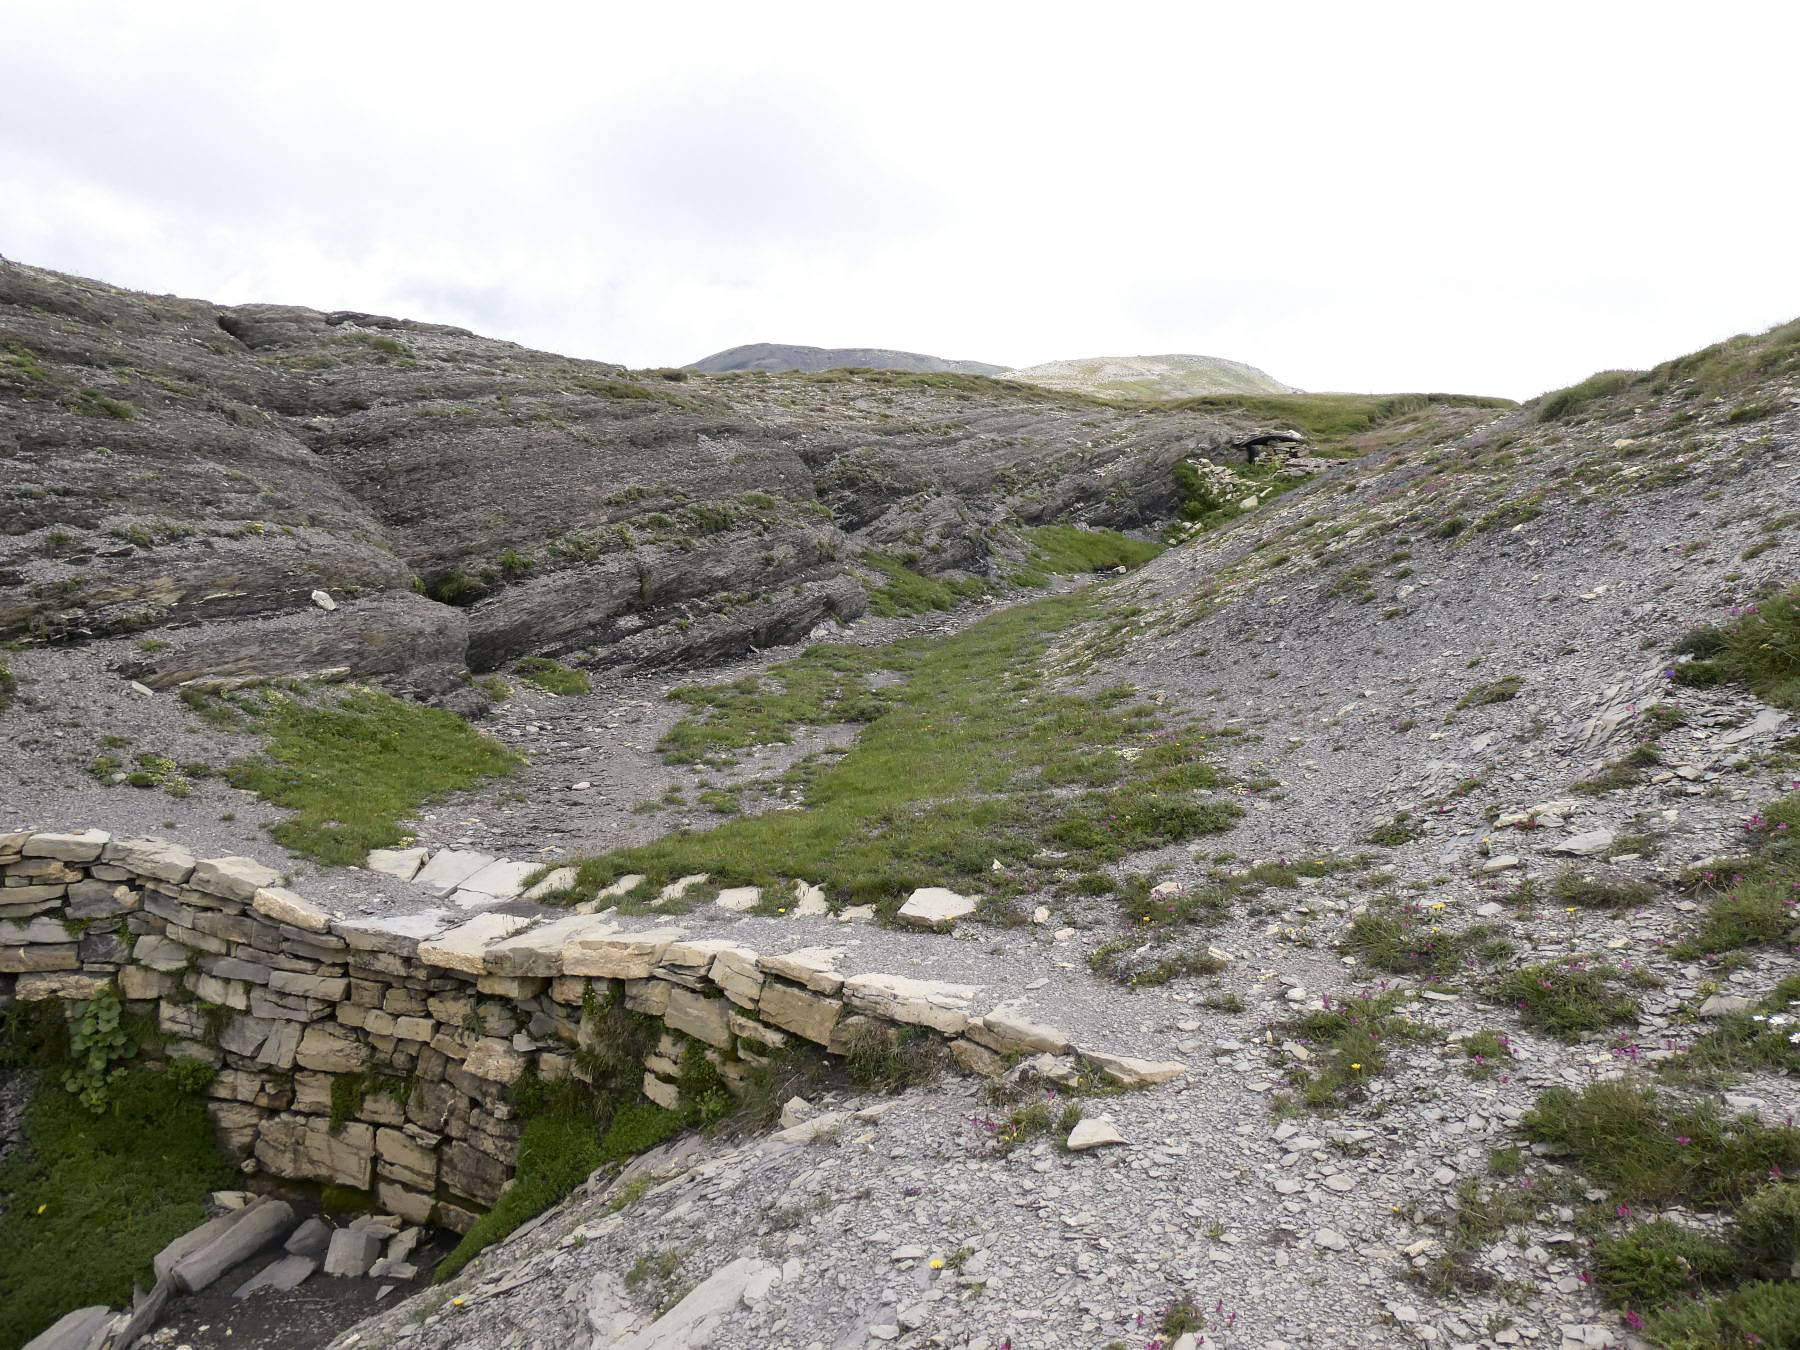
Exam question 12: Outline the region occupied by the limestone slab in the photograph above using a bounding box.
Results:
[759,946,845,995]
[842,972,979,1035]
[103,836,197,883]
[562,926,685,979]
[365,847,428,881]
[457,858,540,899]
[190,856,282,902]
[412,849,499,897]
[23,829,109,862]
[484,913,618,977]
[897,886,976,927]
[417,912,535,975]
[252,886,331,933]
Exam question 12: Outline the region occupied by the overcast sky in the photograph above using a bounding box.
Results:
[5,1,1798,400]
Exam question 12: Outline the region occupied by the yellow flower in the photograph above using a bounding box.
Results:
[451,1298,464,1308]
[1565,906,1577,914]
[929,1258,944,1270]
[777,907,787,914]
[36,1204,47,1215]
[1350,1062,1363,1070]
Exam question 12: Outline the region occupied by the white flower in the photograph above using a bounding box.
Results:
[1790,1031,1800,1045]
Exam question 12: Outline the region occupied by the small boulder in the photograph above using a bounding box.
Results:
[311,590,337,611]
[1066,1118,1126,1151]
[323,1227,381,1278]
[897,887,976,927]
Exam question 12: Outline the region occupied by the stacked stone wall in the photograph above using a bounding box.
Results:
[2,828,1157,1233]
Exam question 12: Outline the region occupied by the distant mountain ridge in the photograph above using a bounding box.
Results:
[686,343,1005,376]
[1001,353,1298,400]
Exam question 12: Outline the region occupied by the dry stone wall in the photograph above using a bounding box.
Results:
[1,828,1179,1234]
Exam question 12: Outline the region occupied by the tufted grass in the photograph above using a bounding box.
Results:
[218,686,518,865]
[1279,989,1437,1111]
[862,552,989,617]
[1488,958,1642,1041]
[1674,792,1800,957]
[0,1065,237,1348]
[1671,584,1800,713]
[513,657,591,696]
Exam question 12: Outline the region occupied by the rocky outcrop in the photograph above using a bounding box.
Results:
[1,259,1269,694]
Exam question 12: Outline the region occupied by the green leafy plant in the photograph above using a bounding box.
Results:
[62,987,133,1114]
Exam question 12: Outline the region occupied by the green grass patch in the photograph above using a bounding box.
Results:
[1165,392,1513,445]
[1343,902,1510,984]
[1676,793,1799,957]
[1551,867,1656,909]
[1665,976,1800,1085]
[1487,958,1640,1040]
[1572,743,1663,794]
[1535,369,1639,422]
[1279,990,1437,1111]
[860,552,988,618]
[660,643,902,765]
[1519,1074,1800,1346]
[0,659,15,714]
[1455,674,1523,710]
[562,592,1241,909]
[1018,524,1161,583]
[220,686,518,865]
[0,1065,237,1347]
[1670,584,1800,713]
[1522,1078,1800,1208]
[512,656,591,696]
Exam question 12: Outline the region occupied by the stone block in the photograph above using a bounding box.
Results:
[254,1115,374,1189]
[296,1022,370,1073]
[562,926,685,979]
[842,972,979,1035]
[268,970,348,1001]
[758,981,842,1046]
[172,1197,296,1293]
[484,913,618,977]
[333,909,454,956]
[642,1072,681,1111]
[758,946,845,995]
[322,1227,381,1278]
[0,917,71,945]
[15,972,111,1000]
[252,886,331,933]
[441,1139,509,1206]
[623,977,670,1016]
[897,886,976,927]
[23,829,109,862]
[119,964,176,1000]
[966,1008,1070,1056]
[0,944,79,973]
[461,1037,527,1084]
[233,1252,317,1297]
[102,836,196,883]
[412,849,499,897]
[417,912,535,975]
[375,1127,437,1191]
[365,847,428,881]
[665,986,732,1049]
[457,858,540,899]
[190,856,282,903]
[375,1180,435,1226]
[65,878,139,918]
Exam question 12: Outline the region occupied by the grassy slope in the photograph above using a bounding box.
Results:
[210,686,517,865]
[563,589,1241,909]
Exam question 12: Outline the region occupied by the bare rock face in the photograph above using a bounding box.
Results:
[2,258,1246,693]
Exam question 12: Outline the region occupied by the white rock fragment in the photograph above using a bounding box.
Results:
[897,886,976,927]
